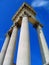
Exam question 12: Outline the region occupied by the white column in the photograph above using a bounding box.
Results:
[16,15,30,65]
[3,26,18,65]
[0,34,10,65]
[36,25,49,65]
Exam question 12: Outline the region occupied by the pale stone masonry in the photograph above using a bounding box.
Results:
[0,2,49,65]
[16,15,30,65]
[36,25,49,65]
[0,32,11,65]
[3,25,18,65]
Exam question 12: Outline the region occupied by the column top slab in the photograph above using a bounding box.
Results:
[6,26,14,36]
[5,27,13,37]
[6,23,20,36]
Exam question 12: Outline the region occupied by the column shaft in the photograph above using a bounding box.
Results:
[0,34,10,65]
[16,16,30,65]
[37,25,49,65]
[3,26,18,65]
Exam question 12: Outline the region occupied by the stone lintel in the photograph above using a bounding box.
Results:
[12,2,36,21]
[12,3,43,27]
[12,11,43,28]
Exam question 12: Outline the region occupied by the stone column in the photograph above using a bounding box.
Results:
[3,25,18,65]
[36,25,49,65]
[16,15,30,65]
[0,33,10,65]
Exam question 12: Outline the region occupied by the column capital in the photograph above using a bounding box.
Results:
[33,21,43,29]
[5,28,13,37]
[13,22,21,28]
[5,22,20,37]
[5,32,11,37]
[19,11,31,19]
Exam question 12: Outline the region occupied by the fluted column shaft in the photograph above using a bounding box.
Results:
[0,34,10,65]
[16,15,30,65]
[3,26,18,65]
[36,25,49,65]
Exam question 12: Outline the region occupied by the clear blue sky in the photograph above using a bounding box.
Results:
[0,0,49,65]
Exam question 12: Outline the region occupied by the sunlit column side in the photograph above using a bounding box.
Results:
[3,24,18,65]
[0,33,10,65]
[16,15,30,65]
[35,24,49,65]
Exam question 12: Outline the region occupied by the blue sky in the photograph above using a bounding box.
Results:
[0,0,49,65]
